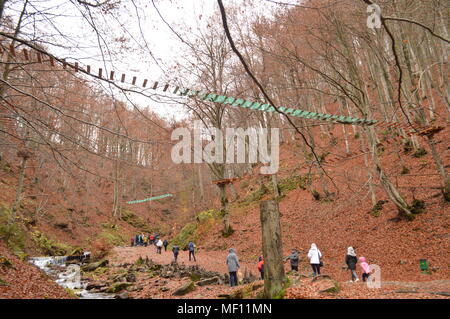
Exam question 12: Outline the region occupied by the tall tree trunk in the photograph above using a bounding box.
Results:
[365,127,415,219]
[218,183,232,236]
[260,200,285,299]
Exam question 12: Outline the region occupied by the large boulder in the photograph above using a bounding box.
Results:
[81,260,109,272]
[172,281,196,296]
[311,275,341,294]
[197,276,221,286]
[106,282,133,293]
[86,281,108,291]
[114,292,131,299]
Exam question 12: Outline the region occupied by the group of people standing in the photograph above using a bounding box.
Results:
[252,244,371,286]
[131,234,169,254]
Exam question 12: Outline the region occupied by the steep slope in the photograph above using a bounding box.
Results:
[196,122,449,283]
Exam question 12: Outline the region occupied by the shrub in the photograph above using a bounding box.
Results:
[31,230,73,256]
[410,199,425,214]
[278,176,307,193]
[121,209,151,232]
[0,205,27,259]
[413,148,427,158]
[370,200,388,217]
[196,209,221,223]
[403,140,413,153]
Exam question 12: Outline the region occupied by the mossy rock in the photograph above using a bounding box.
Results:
[311,275,341,294]
[172,281,196,296]
[229,281,265,299]
[82,260,109,272]
[106,282,133,293]
[69,247,84,256]
[189,272,201,282]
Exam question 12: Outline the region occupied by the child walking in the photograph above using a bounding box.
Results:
[359,257,370,282]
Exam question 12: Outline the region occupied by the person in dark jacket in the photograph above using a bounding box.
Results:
[163,239,169,252]
[188,241,196,262]
[285,249,300,272]
[345,247,359,282]
[135,234,140,246]
[172,244,180,263]
[257,256,264,280]
[226,248,240,287]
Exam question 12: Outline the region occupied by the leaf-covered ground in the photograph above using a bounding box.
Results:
[0,242,72,299]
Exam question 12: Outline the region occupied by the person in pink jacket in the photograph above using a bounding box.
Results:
[359,256,370,282]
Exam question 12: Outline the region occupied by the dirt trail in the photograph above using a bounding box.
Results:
[109,246,450,299]
[111,246,256,276]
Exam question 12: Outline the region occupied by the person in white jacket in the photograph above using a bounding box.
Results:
[156,239,163,254]
[307,243,322,277]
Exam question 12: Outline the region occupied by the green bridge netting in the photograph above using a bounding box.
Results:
[126,193,173,204]
[166,86,376,126]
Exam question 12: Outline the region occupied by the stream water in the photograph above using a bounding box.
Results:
[28,256,114,299]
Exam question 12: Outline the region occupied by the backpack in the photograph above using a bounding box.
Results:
[188,242,195,251]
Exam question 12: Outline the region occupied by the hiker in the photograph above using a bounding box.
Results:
[143,235,148,247]
[163,239,169,252]
[135,234,139,246]
[227,248,240,287]
[345,247,359,282]
[188,241,196,262]
[285,249,300,272]
[156,239,163,254]
[307,243,322,277]
[130,237,134,247]
[257,256,264,280]
[149,235,155,244]
[359,257,370,282]
[172,244,180,263]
